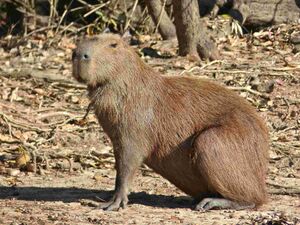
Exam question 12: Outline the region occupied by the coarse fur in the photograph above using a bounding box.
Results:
[72,33,269,211]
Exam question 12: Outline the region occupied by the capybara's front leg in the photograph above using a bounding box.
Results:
[99,142,145,211]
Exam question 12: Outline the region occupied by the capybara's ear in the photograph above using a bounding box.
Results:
[121,30,132,45]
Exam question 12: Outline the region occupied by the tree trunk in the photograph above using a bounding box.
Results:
[245,0,300,26]
[145,0,176,40]
[213,0,300,26]
[172,0,220,60]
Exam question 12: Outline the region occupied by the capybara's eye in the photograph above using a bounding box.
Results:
[109,43,118,48]
[82,54,89,60]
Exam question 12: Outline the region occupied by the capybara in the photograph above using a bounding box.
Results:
[72,34,269,211]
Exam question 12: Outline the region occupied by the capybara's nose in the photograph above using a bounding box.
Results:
[72,51,89,61]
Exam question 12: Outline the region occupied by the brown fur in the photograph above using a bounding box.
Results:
[72,34,269,209]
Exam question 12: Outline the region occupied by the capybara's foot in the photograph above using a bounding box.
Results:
[98,192,128,211]
[195,198,255,211]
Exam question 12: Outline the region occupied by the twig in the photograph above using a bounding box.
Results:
[57,22,76,35]
[0,137,21,144]
[30,0,36,29]
[21,141,38,151]
[44,115,85,127]
[0,69,82,86]
[52,0,111,40]
[24,25,56,38]
[124,0,139,32]
[10,87,19,103]
[269,188,300,195]
[54,0,75,35]
[67,157,73,173]
[272,141,300,156]
[82,102,94,120]
[0,112,52,132]
[267,181,300,195]
[63,125,101,132]
[48,0,58,27]
[50,82,86,89]
[274,96,300,105]
[2,113,13,138]
[80,199,100,207]
[180,60,224,75]
[31,151,37,174]
[228,86,270,98]
[36,131,57,146]
[276,126,299,135]
[259,72,296,78]
[44,153,50,170]
[37,111,82,120]
[272,66,300,71]
[83,2,109,18]
[201,69,253,74]
[76,0,95,7]
[154,0,167,34]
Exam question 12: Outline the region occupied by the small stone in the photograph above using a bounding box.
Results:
[9,48,18,55]
[33,88,45,95]
[292,44,300,53]
[0,165,6,174]
[57,52,65,57]
[71,96,79,104]
[93,172,102,181]
[7,168,20,176]
[26,163,36,172]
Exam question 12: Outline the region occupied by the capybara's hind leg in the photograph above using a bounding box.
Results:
[193,124,267,208]
[195,198,255,210]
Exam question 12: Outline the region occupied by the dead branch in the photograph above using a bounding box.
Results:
[267,181,300,195]
[0,69,85,89]
[124,0,139,31]
[154,0,167,34]
[228,86,270,98]
[0,112,52,132]
[180,60,224,75]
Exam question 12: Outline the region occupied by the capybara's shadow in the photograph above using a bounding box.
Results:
[0,186,193,209]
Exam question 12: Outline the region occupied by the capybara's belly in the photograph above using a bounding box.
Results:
[145,147,211,197]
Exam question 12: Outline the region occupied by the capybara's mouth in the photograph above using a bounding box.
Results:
[87,80,108,92]
[72,66,86,83]
[73,74,85,83]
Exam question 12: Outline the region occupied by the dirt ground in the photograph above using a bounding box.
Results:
[0,21,299,224]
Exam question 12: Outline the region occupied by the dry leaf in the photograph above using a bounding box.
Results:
[15,152,31,168]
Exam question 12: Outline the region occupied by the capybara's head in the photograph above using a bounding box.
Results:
[72,34,140,87]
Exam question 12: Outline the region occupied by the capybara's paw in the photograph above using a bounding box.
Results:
[195,198,255,211]
[98,193,128,211]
